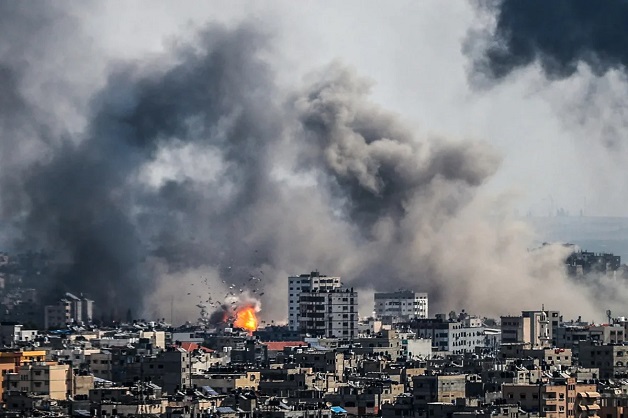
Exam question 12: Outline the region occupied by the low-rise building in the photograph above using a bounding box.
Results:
[4,362,71,400]
[579,341,628,379]
[412,374,467,411]
[502,377,598,418]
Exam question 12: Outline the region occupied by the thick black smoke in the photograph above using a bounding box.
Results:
[468,0,628,80]
[0,5,283,317]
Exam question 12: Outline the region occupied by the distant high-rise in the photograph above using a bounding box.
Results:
[374,290,428,323]
[566,249,620,276]
[288,272,341,331]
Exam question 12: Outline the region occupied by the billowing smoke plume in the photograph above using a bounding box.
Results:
[0,4,623,322]
[467,0,628,80]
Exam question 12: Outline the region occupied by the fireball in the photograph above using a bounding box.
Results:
[234,305,258,332]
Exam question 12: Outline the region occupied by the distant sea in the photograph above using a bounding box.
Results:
[2,216,628,263]
[528,216,628,262]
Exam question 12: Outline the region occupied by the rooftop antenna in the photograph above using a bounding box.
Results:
[607,309,612,324]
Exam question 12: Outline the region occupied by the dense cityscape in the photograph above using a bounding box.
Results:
[0,249,623,417]
[4,1,628,417]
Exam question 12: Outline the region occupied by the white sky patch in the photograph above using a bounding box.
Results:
[138,142,225,188]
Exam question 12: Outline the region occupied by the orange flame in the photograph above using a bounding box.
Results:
[234,306,258,332]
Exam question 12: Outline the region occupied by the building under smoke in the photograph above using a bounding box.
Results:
[44,292,94,329]
[287,271,357,338]
[374,290,428,323]
[288,272,341,332]
[566,250,621,276]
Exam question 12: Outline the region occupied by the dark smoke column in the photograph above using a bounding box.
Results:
[468,0,628,80]
[1,21,282,319]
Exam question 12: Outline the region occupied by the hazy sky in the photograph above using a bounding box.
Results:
[78,1,628,218]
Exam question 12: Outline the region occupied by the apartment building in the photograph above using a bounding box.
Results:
[192,370,260,394]
[299,288,358,339]
[0,350,47,401]
[288,272,341,331]
[413,315,492,354]
[374,290,428,322]
[4,363,71,400]
[44,292,94,329]
[412,374,467,410]
[579,341,628,379]
[501,309,560,347]
[502,377,598,418]
[88,350,113,381]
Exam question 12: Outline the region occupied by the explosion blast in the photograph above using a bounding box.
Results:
[234,304,259,332]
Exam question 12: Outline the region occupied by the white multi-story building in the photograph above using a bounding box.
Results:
[374,291,428,322]
[414,314,497,355]
[299,288,358,339]
[288,272,341,331]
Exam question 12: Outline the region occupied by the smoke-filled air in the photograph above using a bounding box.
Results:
[2,2,628,325]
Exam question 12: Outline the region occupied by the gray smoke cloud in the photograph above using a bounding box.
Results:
[0,4,621,323]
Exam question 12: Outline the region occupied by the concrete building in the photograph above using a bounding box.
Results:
[140,330,166,349]
[599,391,628,418]
[88,350,113,381]
[326,378,403,416]
[288,272,341,331]
[44,293,94,329]
[349,329,403,359]
[412,374,466,410]
[289,350,348,378]
[140,347,193,394]
[579,341,628,379]
[81,296,94,324]
[374,290,428,323]
[193,370,260,394]
[501,309,560,347]
[44,302,70,330]
[566,250,621,276]
[5,362,71,400]
[555,323,624,356]
[412,315,493,354]
[522,347,573,367]
[0,322,37,347]
[299,287,358,339]
[502,377,598,418]
[0,350,47,401]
